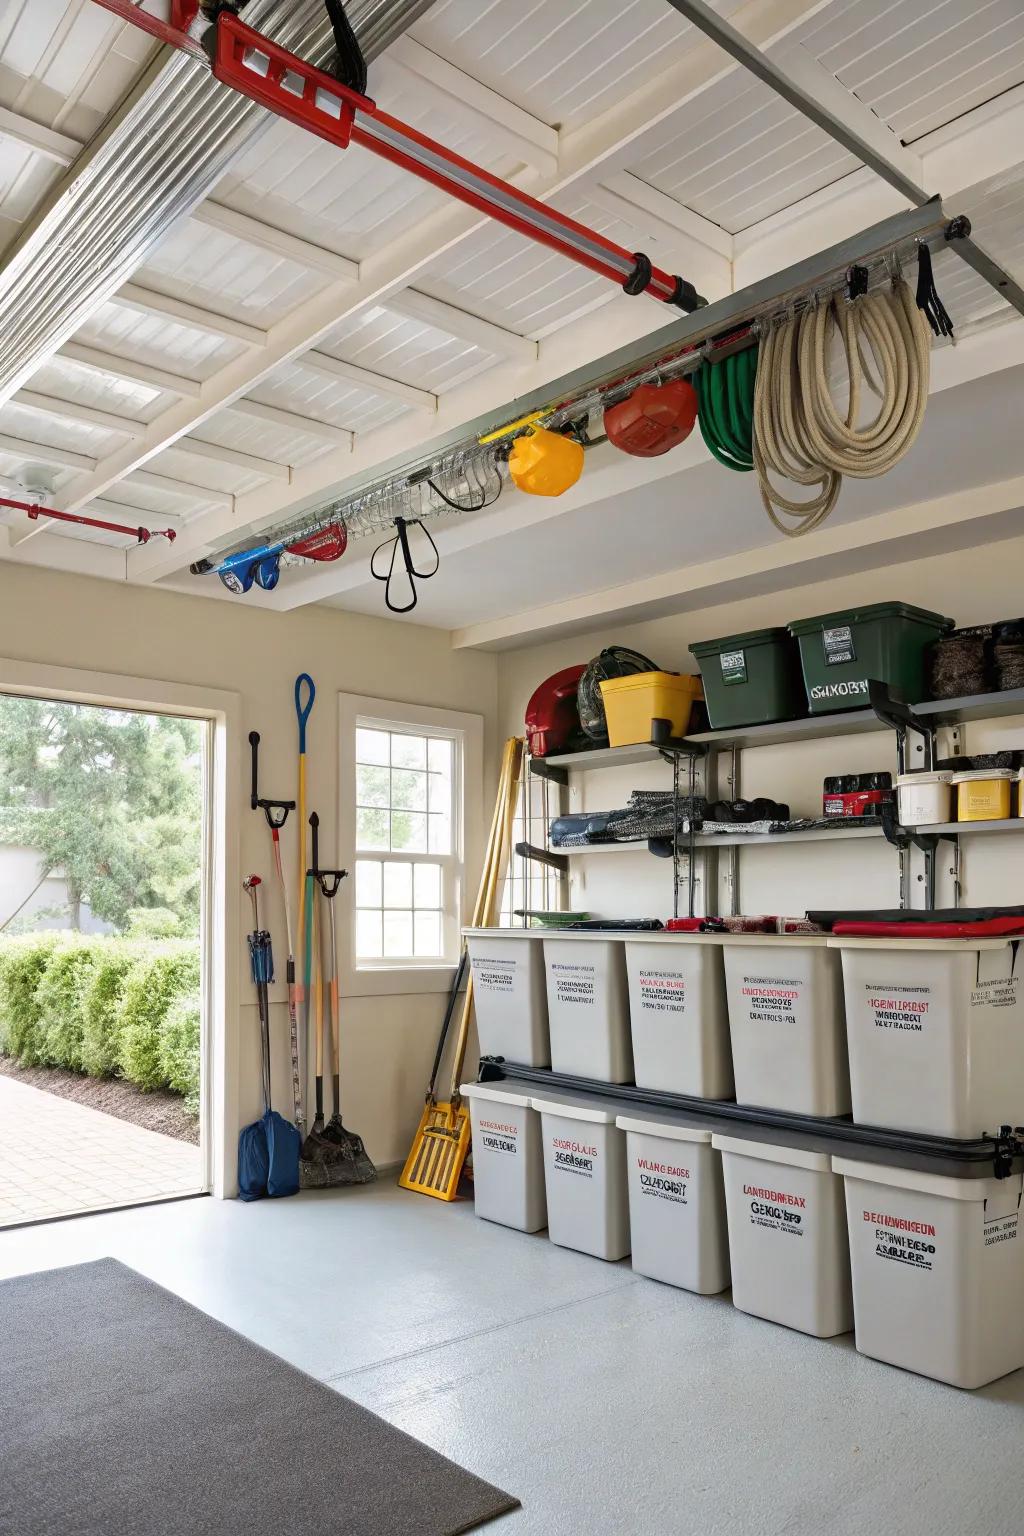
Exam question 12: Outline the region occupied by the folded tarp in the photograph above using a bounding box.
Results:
[809,905,1024,930]
[832,917,1024,938]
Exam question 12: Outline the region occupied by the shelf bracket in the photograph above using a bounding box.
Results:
[515,840,569,873]
[529,757,569,787]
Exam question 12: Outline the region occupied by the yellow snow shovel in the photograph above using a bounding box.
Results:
[400,736,523,1200]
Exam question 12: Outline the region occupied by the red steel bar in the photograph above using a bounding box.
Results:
[88,1,704,311]
[0,497,176,544]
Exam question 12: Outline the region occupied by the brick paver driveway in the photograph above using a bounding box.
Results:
[0,1075,202,1227]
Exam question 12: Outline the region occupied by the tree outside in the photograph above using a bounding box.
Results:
[0,695,204,1126]
[0,695,202,936]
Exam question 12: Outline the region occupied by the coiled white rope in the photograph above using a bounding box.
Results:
[754,278,931,537]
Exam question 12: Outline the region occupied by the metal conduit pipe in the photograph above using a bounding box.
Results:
[0,0,433,406]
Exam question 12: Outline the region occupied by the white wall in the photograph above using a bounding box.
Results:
[0,565,499,1176]
[0,844,113,934]
[497,534,1024,923]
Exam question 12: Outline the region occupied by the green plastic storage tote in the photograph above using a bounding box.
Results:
[689,627,804,729]
[788,603,953,714]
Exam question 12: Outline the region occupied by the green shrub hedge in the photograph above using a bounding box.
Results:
[0,934,201,1112]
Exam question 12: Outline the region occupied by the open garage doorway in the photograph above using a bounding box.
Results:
[0,693,208,1227]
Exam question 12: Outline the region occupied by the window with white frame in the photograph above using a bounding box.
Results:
[353,719,463,966]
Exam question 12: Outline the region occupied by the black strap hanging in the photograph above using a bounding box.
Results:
[916,242,955,338]
[324,0,367,95]
[370,517,440,614]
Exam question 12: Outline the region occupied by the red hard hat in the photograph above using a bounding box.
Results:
[524,665,587,757]
[603,378,698,457]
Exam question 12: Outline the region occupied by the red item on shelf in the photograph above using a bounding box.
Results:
[832,918,1024,938]
[822,789,892,818]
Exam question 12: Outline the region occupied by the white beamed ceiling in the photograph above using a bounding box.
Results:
[1,0,1024,644]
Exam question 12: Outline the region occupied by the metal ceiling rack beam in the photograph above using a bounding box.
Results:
[664,0,1024,320]
[232,200,961,548]
[199,199,964,584]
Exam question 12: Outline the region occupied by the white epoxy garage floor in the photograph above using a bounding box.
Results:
[2,1178,1023,1536]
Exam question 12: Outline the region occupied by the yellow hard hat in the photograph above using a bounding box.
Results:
[508,427,584,497]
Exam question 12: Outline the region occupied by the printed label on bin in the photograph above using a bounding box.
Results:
[809,678,869,702]
[740,973,804,1027]
[971,975,1020,1011]
[636,1154,690,1205]
[477,1117,519,1157]
[862,982,931,1033]
[636,968,687,1014]
[551,1134,597,1179]
[720,648,747,685]
[984,1212,1020,1248]
[822,625,856,666]
[743,1182,805,1237]
[474,956,518,996]
[550,961,596,1008]
[863,1209,937,1270]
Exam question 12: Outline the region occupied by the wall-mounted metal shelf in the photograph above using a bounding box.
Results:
[550,823,887,855]
[538,688,1024,775]
[920,819,1023,838]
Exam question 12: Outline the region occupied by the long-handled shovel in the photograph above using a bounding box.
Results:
[319,859,376,1183]
[248,731,303,1137]
[238,876,300,1200]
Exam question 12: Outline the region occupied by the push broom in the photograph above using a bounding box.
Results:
[400,736,524,1201]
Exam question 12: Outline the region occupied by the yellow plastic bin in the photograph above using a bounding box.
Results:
[599,671,703,747]
[952,768,1014,822]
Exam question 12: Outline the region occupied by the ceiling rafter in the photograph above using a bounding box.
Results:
[226,398,354,448]
[0,104,82,167]
[58,343,202,399]
[189,202,359,282]
[382,37,559,176]
[169,437,292,481]
[104,0,835,582]
[127,470,235,510]
[113,284,268,348]
[0,434,96,472]
[382,287,538,363]
[299,351,437,412]
[11,391,145,436]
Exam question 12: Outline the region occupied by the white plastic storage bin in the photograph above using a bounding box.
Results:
[465,929,550,1067]
[533,1090,630,1261]
[618,1110,730,1293]
[543,937,634,1083]
[624,936,733,1098]
[462,1081,547,1233]
[722,937,850,1116]
[833,938,1024,1138]
[835,1158,1024,1388]
[714,1133,853,1337]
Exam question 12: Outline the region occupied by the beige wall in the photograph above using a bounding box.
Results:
[0,565,499,1177]
[497,535,1024,922]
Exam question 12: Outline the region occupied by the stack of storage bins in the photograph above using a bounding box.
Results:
[828,934,1024,1387]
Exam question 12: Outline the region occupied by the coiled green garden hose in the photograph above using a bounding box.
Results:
[695,346,757,471]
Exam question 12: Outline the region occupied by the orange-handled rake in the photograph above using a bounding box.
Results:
[400,736,524,1200]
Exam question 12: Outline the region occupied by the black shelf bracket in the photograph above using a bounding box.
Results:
[515,840,569,873]
[529,757,569,787]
